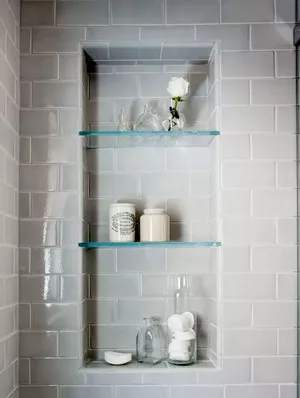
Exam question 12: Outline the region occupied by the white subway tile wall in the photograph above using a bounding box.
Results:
[18,1,297,398]
[0,1,19,398]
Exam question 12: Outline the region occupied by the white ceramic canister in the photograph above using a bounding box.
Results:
[140,209,170,242]
[109,203,136,242]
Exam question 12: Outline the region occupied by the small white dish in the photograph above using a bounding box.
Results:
[104,351,132,366]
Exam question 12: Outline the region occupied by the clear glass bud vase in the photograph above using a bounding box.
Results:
[162,100,185,132]
[162,113,185,132]
[136,317,164,365]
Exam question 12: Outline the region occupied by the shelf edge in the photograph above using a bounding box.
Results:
[78,241,222,249]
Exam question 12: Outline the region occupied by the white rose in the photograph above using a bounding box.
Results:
[167,77,189,98]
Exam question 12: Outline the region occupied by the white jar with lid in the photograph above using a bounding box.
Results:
[109,204,136,242]
[140,209,170,242]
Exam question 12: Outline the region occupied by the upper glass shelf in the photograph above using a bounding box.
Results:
[79,130,220,148]
[79,241,222,249]
[79,130,220,137]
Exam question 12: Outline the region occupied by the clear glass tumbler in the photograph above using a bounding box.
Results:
[167,275,197,366]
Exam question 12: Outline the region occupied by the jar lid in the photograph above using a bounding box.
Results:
[110,203,136,207]
[143,208,165,214]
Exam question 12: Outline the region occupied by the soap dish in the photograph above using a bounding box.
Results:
[104,351,132,366]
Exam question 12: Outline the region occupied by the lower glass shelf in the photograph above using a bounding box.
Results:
[82,359,216,373]
[78,241,222,249]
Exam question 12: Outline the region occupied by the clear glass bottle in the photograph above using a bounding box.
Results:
[133,104,161,131]
[136,317,164,365]
[118,109,130,131]
[175,274,192,314]
[167,275,197,366]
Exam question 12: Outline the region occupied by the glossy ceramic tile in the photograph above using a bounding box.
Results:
[87,299,116,324]
[0,4,19,398]
[57,1,109,26]
[21,1,54,26]
[31,137,78,164]
[32,27,85,53]
[19,386,59,398]
[59,332,79,357]
[20,332,58,357]
[21,109,58,136]
[20,276,59,302]
[30,248,78,274]
[21,54,58,80]
[31,192,78,218]
[19,220,57,246]
[20,165,58,191]
[31,303,78,330]
[111,0,164,25]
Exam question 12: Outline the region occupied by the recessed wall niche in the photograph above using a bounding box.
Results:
[79,41,222,371]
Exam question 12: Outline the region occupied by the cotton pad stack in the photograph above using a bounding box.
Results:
[167,312,195,362]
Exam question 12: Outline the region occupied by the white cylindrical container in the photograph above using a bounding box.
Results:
[109,204,136,242]
[140,209,170,242]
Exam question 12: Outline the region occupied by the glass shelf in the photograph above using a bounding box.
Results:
[79,241,222,249]
[82,359,215,373]
[79,130,220,137]
[79,130,220,148]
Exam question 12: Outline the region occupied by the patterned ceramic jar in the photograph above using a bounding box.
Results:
[109,203,136,242]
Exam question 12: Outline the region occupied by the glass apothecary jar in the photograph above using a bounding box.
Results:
[167,275,197,365]
[136,317,164,365]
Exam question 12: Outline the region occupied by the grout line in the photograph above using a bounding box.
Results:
[275,162,279,188]
[114,298,118,324]
[57,53,60,80]
[249,246,253,273]
[57,329,60,356]
[248,79,252,105]
[276,327,279,354]
[275,215,279,245]
[108,0,112,26]
[274,51,278,78]
[250,356,254,383]
[274,105,278,133]
[28,357,31,385]
[53,0,57,27]
[249,134,253,161]
[273,0,277,22]
[138,274,142,297]
[249,189,254,219]
[249,25,252,51]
